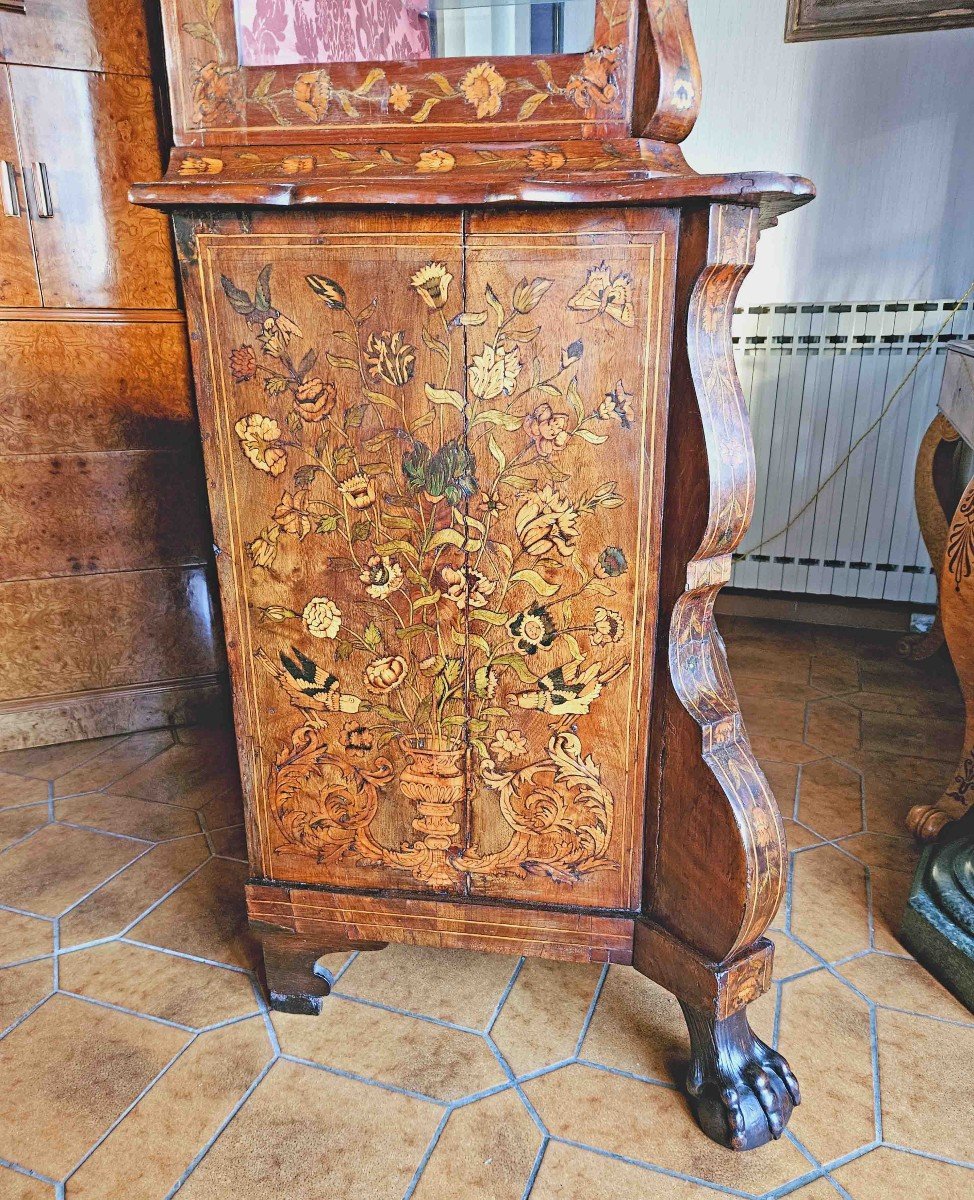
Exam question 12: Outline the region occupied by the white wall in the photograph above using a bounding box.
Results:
[683,0,974,304]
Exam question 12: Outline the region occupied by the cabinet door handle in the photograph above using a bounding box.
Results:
[31,161,53,217]
[0,160,20,218]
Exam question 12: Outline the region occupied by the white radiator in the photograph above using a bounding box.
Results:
[731,299,974,603]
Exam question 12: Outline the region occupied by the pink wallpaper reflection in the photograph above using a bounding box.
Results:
[237,0,432,66]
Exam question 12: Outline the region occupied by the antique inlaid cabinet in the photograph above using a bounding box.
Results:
[135,0,814,1150]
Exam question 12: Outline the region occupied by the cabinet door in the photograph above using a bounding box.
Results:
[456,209,676,911]
[0,64,39,307]
[0,0,150,74]
[8,66,176,308]
[193,211,470,893]
[191,207,675,909]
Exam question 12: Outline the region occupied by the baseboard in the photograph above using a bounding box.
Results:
[0,674,229,752]
[715,588,933,632]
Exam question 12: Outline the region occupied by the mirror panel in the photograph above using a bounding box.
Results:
[235,0,597,66]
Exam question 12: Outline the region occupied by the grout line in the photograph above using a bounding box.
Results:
[0,1157,58,1185]
[0,812,54,857]
[401,1107,453,1200]
[329,989,486,1036]
[114,857,213,936]
[484,955,524,1033]
[573,961,609,1056]
[65,1031,199,1182]
[546,1136,755,1199]
[520,1134,549,1200]
[879,1143,974,1169]
[574,1057,678,1090]
[277,1052,447,1106]
[55,843,157,920]
[0,991,53,1040]
[55,989,199,1032]
[166,1057,277,1198]
[119,937,255,975]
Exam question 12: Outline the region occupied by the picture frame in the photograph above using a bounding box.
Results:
[785,0,974,42]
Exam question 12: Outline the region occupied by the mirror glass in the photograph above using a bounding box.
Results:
[235,0,597,67]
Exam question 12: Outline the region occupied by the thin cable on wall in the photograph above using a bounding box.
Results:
[737,278,974,559]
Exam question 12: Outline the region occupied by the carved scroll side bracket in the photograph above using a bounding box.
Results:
[636,0,702,143]
[669,203,786,955]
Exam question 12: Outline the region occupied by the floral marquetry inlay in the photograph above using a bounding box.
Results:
[195,215,673,907]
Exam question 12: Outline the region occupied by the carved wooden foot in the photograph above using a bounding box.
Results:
[679,1002,800,1151]
[256,924,387,1015]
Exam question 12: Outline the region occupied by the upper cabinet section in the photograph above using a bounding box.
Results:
[0,0,151,74]
[159,0,675,145]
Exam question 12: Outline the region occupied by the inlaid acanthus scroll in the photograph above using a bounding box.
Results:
[669,204,787,956]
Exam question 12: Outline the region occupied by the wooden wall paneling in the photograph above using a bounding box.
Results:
[0,62,39,306]
[0,564,221,701]
[0,0,151,73]
[8,65,177,308]
[0,316,194,455]
[0,448,209,579]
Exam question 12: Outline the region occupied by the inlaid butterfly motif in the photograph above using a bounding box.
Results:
[568,262,635,327]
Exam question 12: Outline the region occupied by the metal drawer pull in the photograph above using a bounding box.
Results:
[32,161,53,217]
[0,160,19,217]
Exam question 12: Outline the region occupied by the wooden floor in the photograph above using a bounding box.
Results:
[0,617,970,1199]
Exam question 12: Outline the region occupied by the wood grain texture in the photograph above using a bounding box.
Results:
[785,0,974,42]
[160,0,637,147]
[0,0,151,73]
[0,565,221,702]
[0,676,225,752]
[0,64,39,307]
[248,882,635,964]
[181,207,674,912]
[0,449,209,579]
[633,0,701,143]
[645,203,786,965]
[0,317,194,455]
[8,66,176,308]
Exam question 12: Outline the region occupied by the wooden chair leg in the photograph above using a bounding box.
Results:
[255,923,387,1016]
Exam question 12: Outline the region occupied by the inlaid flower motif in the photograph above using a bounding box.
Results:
[192,62,236,123]
[416,149,456,174]
[235,413,287,476]
[293,377,337,422]
[342,720,375,756]
[441,565,496,610]
[280,155,315,175]
[247,524,279,568]
[410,262,453,311]
[359,554,404,599]
[523,403,570,458]
[303,596,342,639]
[514,487,580,558]
[178,156,223,176]
[273,489,312,538]
[365,331,416,387]
[596,546,628,578]
[389,83,412,113]
[258,314,302,359]
[365,655,408,693]
[508,606,557,656]
[491,728,527,762]
[468,343,521,401]
[338,474,376,510]
[598,380,635,429]
[525,149,567,171]
[673,65,696,112]
[459,62,506,119]
[565,48,619,112]
[293,71,332,122]
[473,490,507,520]
[592,607,624,645]
[229,345,257,383]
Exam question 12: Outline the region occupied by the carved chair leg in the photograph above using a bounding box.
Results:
[633,922,799,1150]
[256,924,387,1016]
[680,1001,800,1151]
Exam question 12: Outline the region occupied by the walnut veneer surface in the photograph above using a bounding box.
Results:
[0,618,970,1197]
[0,1,222,749]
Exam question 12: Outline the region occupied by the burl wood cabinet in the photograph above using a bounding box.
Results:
[0,0,223,749]
[135,0,814,1150]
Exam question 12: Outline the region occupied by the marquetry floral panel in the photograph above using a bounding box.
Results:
[162,0,636,143]
[192,210,673,910]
